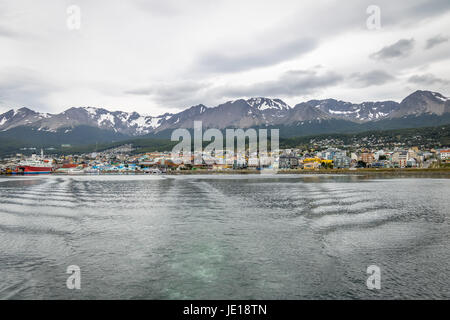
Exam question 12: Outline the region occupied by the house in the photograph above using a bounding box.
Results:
[371,161,386,168]
[317,148,346,161]
[374,150,385,160]
[360,152,375,164]
[439,149,450,160]
[392,151,408,168]
[406,158,418,168]
[334,155,351,169]
[303,161,321,170]
[279,156,299,169]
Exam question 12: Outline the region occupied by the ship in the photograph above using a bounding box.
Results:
[14,160,53,174]
[13,149,53,175]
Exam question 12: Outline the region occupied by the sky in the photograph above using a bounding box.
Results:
[0,0,449,116]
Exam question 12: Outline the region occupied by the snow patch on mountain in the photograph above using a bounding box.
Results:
[328,110,356,115]
[148,117,164,129]
[432,92,449,102]
[129,116,147,128]
[85,107,98,117]
[97,113,116,126]
[247,98,290,111]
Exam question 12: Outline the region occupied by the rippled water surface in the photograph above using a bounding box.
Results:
[0,174,449,299]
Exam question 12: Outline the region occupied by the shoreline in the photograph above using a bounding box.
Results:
[3,168,450,177]
[167,168,450,176]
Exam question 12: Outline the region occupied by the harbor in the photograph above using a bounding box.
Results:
[1,145,449,176]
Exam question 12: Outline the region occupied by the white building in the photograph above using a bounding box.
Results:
[439,149,450,160]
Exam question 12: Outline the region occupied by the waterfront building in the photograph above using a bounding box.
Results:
[392,151,408,168]
[439,149,450,160]
[279,156,299,169]
[303,161,321,170]
[334,155,351,169]
[360,152,375,165]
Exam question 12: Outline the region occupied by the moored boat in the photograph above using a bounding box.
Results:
[12,149,53,175]
[14,163,53,174]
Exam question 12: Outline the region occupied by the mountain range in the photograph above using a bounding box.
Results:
[0,90,449,148]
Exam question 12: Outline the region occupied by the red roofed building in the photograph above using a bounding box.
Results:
[439,149,450,160]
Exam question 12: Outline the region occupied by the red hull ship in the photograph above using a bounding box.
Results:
[13,152,53,174]
[14,165,53,174]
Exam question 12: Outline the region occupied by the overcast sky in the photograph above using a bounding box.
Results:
[0,0,449,115]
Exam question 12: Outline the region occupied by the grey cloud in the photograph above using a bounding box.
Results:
[195,38,317,74]
[425,35,449,49]
[0,26,16,38]
[2,0,450,113]
[403,0,450,21]
[132,0,217,16]
[126,69,342,107]
[350,70,396,87]
[0,68,58,111]
[192,1,448,75]
[132,0,181,16]
[408,73,449,85]
[215,69,342,98]
[0,4,20,39]
[370,39,415,61]
[0,9,19,38]
[125,81,210,108]
[382,0,450,25]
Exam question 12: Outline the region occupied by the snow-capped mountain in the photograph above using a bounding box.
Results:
[300,99,400,122]
[0,108,52,130]
[246,98,290,111]
[0,91,449,136]
[0,106,173,136]
[391,90,450,117]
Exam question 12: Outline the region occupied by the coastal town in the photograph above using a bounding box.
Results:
[1,143,449,175]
